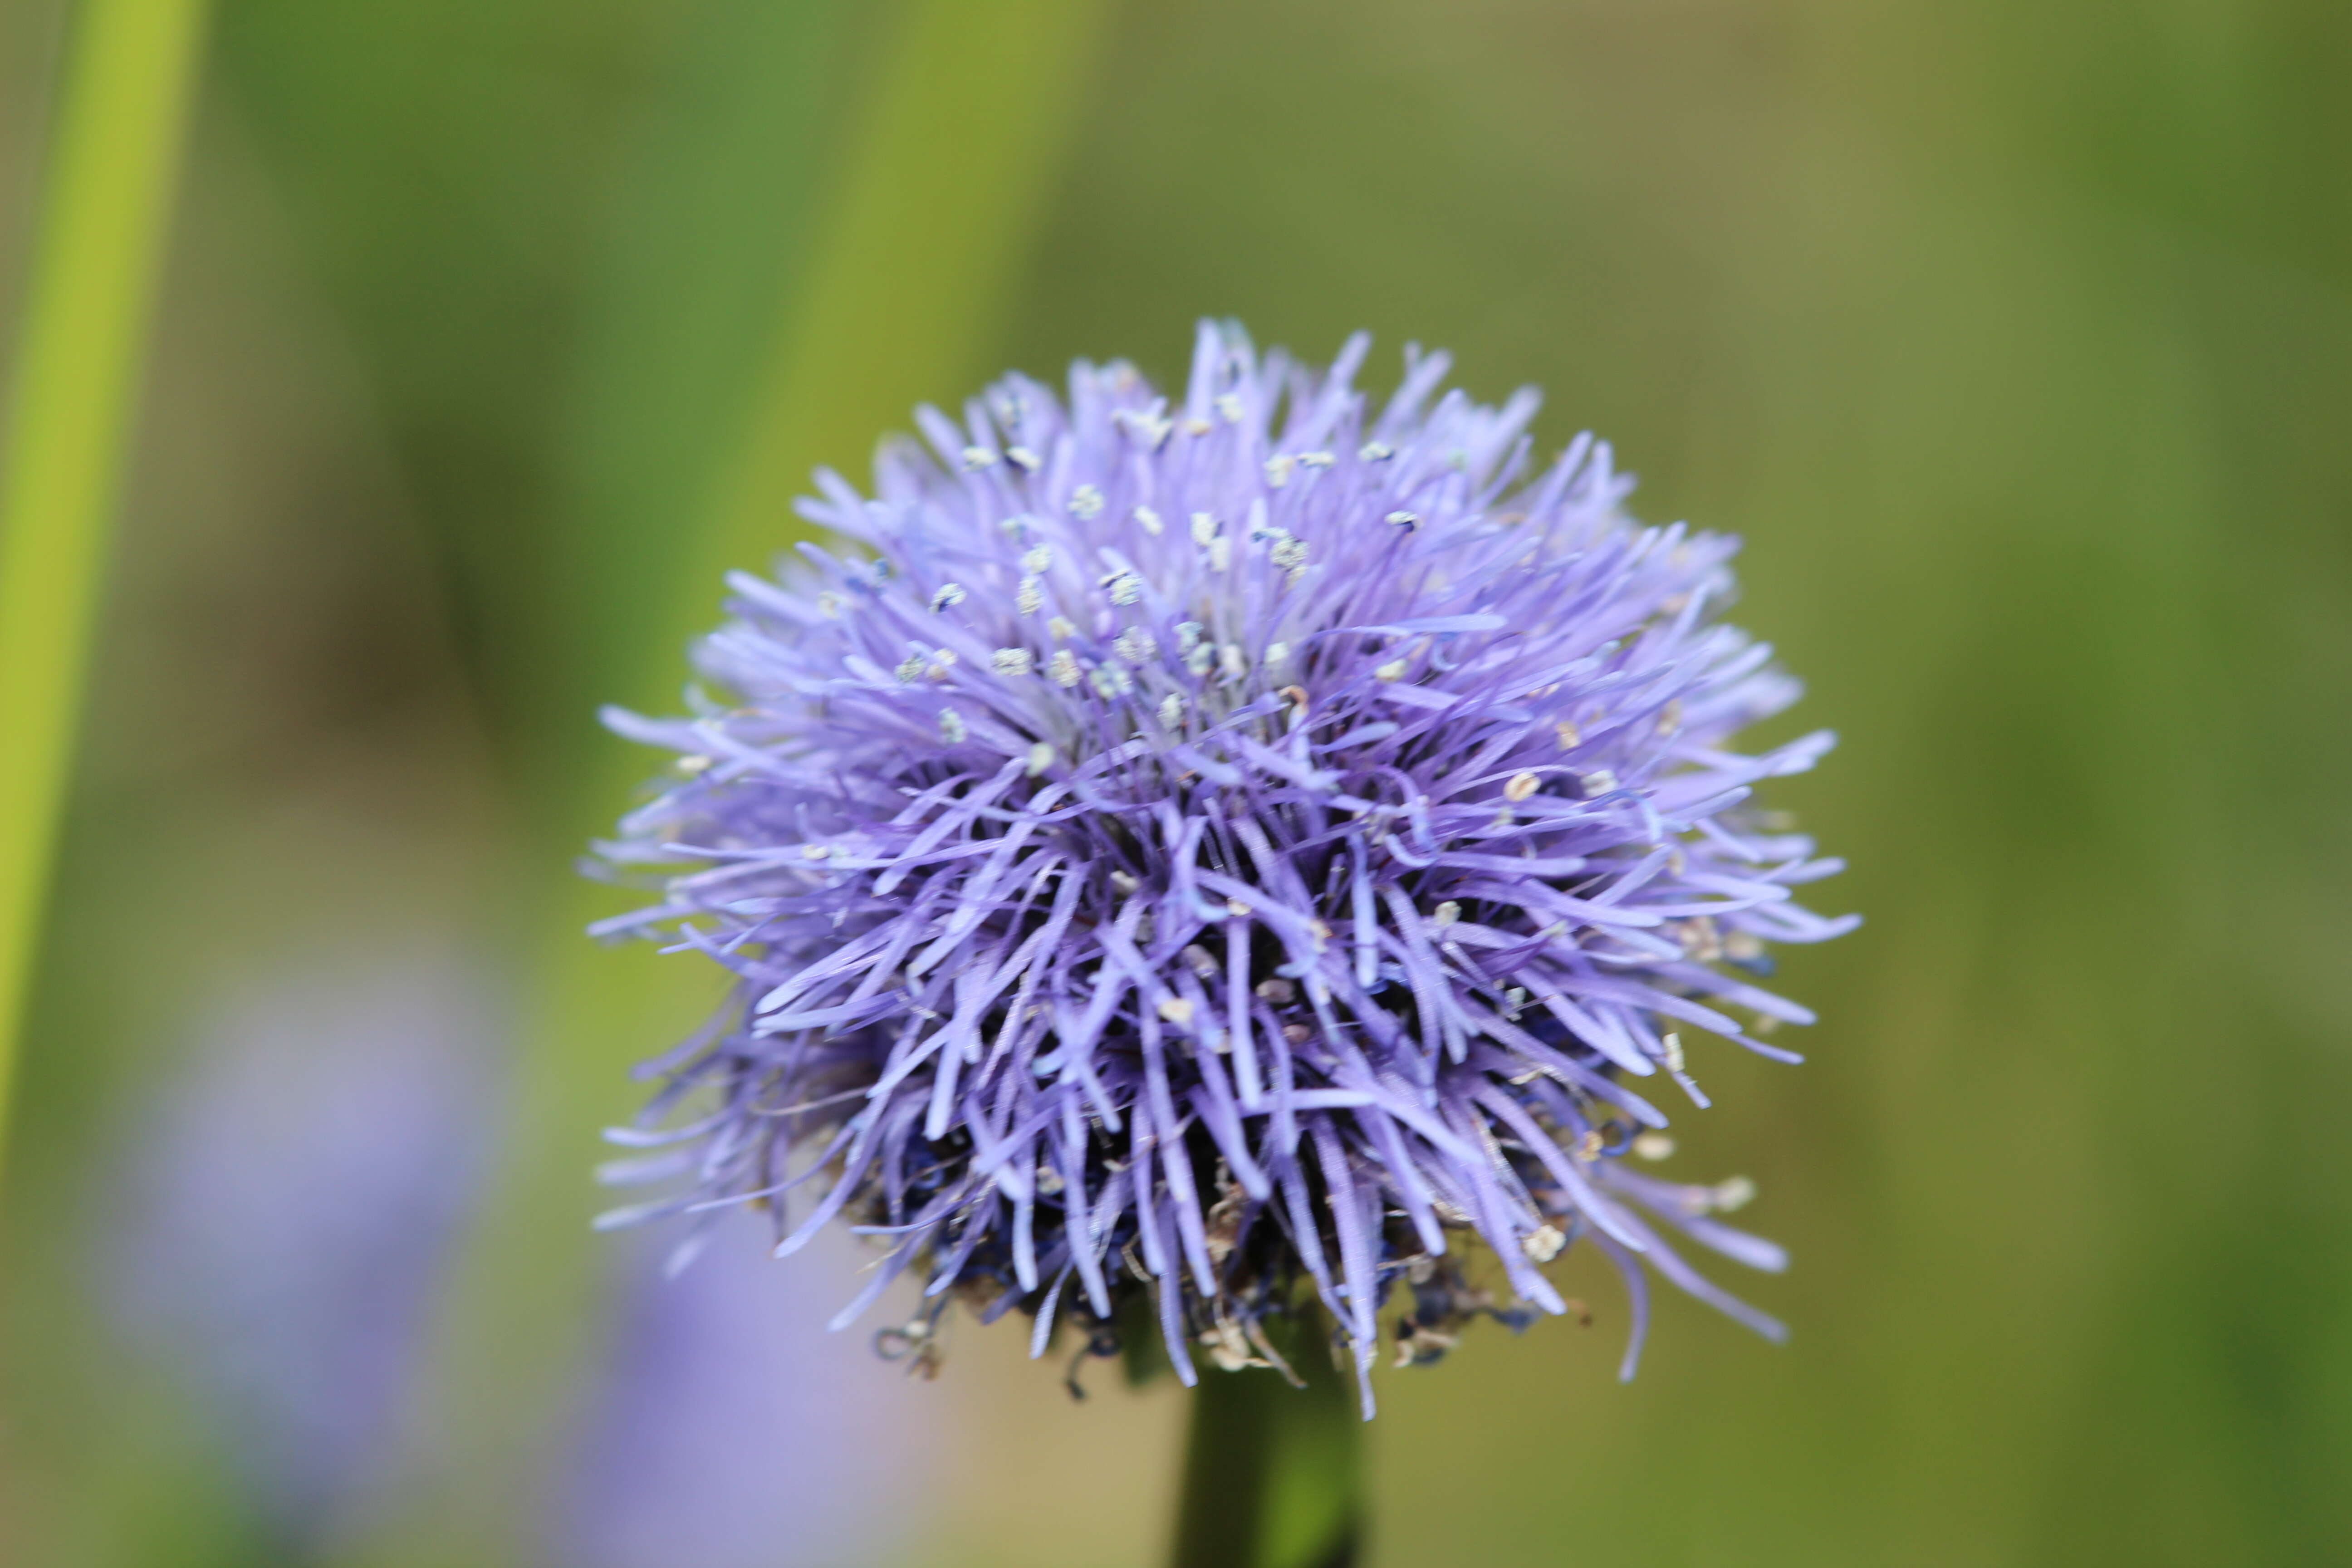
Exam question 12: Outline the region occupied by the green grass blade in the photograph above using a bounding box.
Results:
[352,5,1110,1563]
[0,0,210,1190]
[690,0,1115,615]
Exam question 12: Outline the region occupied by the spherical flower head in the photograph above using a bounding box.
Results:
[593,322,1857,1414]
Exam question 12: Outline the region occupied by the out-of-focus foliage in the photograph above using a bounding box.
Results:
[2,0,2347,1564]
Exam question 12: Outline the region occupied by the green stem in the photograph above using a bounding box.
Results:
[0,0,209,1193]
[1170,1315,1366,1568]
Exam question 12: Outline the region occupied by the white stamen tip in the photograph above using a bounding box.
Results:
[1068,484,1104,519]
[1133,504,1164,535]
[1504,770,1539,803]
[990,647,1034,676]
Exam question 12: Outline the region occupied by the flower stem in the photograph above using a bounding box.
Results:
[0,0,208,1194]
[1169,1315,1365,1568]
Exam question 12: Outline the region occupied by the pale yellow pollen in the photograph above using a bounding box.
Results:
[1504,770,1539,803]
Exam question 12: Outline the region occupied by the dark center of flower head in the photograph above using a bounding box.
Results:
[592,322,1855,1415]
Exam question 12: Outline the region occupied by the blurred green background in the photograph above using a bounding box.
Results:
[3,0,2349,1564]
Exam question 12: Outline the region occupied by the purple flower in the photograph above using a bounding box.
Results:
[111,944,936,1563]
[554,1217,940,1568]
[593,322,1857,1413]
[110,946,491,1548]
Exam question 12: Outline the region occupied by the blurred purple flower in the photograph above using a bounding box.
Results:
[111,947,490,1545]
[112,944,934,1561]
[593,322,1857,1411]
[554,1217,939,1568]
